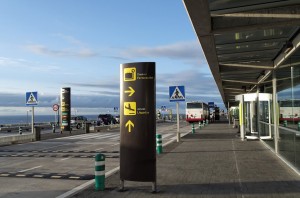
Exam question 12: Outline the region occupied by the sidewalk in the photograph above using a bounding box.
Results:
[72,122,300,198]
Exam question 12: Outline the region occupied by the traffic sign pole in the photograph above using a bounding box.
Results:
[176,102,180,142]
[31,106,34,134]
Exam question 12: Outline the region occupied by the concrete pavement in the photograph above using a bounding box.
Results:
[72,122,300,198]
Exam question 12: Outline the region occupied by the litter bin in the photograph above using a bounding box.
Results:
[85,122,91,134]
[34,126,41,141]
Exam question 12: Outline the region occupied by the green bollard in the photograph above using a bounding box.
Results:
[192,122,195,134]
[198,121,201,129]
[298,122,300,131]
[156,134,162,154]
[206,119,209,125]
[95,153,105,191]
[284,120,287,127]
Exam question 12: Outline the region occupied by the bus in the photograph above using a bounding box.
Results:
[186,101,209,123]
[279,99,300,122]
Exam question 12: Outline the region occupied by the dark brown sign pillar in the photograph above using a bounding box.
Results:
[120,62,156,192]
[60,87,71,133]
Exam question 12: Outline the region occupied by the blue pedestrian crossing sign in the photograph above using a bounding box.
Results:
[26,92,38,106]
[169,86,185,102]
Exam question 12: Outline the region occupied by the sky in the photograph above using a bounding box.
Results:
[0,0,223,115]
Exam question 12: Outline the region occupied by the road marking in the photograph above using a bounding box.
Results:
[51,175,62,179]
[69,176,80,179]
[60,158,70,161]
[18,165,42,173]
[162,133,173,139]
[56,166,120,198]
[33,175,44,178]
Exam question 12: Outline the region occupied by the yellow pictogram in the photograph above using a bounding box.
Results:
[124,102,136,115]
[125,120,134,132]
[124,67,136,81]
[124,86,135,97]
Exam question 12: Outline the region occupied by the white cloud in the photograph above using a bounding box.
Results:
[123,41,206,61]
[24,34,98,58]
[0,56,60,72]
[25,44,98,58]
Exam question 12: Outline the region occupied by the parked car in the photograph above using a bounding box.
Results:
[71,116,88,129]
[97,114,117,125]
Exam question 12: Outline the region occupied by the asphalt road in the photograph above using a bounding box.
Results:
[0,121,190,198]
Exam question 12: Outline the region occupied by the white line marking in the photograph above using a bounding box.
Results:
[56,166,120,198]
[18,165,42,173]
[60,158,70,161]
[162,133,173,139]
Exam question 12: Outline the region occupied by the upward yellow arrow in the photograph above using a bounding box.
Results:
[124,86,135,97]
[125,120,134,132]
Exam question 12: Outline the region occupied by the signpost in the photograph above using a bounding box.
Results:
[169,86,185,142]
[60,88,71,133]
[53,104,59,126]
[208,102,214,108]
[120,62,156,192]
[26,91,38,133]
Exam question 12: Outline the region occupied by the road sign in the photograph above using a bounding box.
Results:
[161,106,166,111]
[208,102,214,108]
[26,92,38,106]
[169,86,185,102]
[61,87,71,131]
[120,62,156,184]
[53,104,59,111]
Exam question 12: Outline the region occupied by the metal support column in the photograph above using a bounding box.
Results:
[228,101,230,125]
[256,88,260,138]
[240,95,245,141]
[272,71,278,153]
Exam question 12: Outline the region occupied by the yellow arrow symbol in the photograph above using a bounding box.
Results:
[125,120,134,132]
[124,87,135,97]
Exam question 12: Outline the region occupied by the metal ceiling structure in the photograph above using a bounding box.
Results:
[183,0,300,106]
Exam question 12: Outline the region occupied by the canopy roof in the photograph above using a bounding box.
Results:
[183,0,300,106]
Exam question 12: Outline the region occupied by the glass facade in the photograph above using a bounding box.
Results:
[234,63,300,171]
[274,58,300,171]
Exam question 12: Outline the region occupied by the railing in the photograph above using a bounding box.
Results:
[259,121,300,172]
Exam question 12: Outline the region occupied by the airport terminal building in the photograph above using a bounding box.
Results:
[183,0,300,173]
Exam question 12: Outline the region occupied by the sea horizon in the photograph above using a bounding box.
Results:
[0,114,101,125]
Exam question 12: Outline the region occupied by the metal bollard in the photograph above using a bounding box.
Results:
[298,122,300,131]
[85,122,90,133]
[284,120,287,127]
[19,127,22,135]
[95,153,105,191]
[52,124,55,133]
[156,134,162,154]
